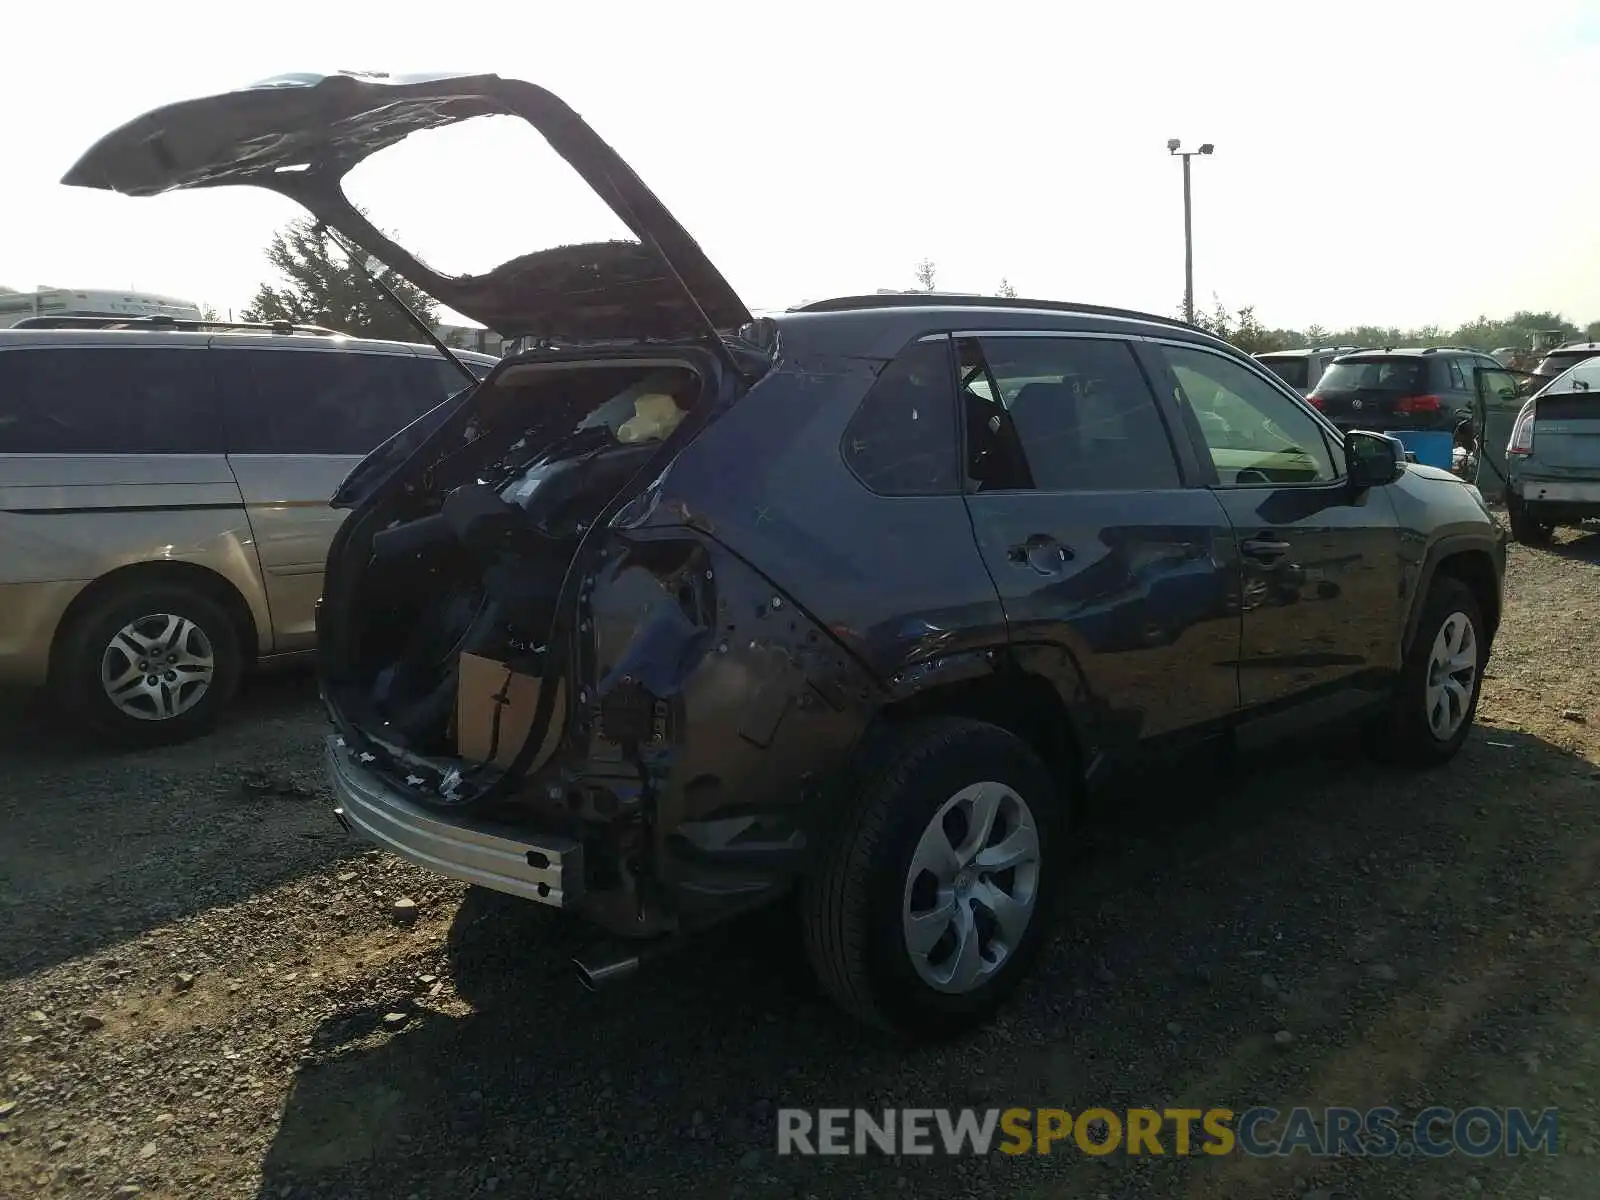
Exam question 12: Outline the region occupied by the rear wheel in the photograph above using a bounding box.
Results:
[1507,494,1554,545]
[52,582,243,747]
[1375,577,1485,767]
[800,718,1063,1039]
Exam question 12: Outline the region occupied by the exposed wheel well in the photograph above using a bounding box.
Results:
[49,561,260,681]
[1432,550,1501,640]
[879,669,1084,811]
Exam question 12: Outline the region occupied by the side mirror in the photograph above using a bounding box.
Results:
[1345,429,1406,488]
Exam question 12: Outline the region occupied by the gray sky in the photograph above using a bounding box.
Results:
[4,0,1597,332]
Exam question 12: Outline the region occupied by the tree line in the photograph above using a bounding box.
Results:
[1185,296,1600,357]
[81,233,1580,353]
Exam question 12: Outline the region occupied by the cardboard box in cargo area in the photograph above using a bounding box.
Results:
[456,652,566,771]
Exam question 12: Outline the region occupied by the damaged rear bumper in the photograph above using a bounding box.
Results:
[325,735,583,908]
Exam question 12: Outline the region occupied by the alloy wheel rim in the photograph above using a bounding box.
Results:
[901,781,1042,994]
[1424,611,1478,740]
[99,613,216,722]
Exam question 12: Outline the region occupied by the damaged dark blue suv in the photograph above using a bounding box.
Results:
[71,72,1508,1038]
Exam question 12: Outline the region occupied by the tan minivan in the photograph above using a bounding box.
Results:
[0,320,496,745]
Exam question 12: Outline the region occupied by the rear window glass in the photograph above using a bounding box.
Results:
[1539,360,1600,396]
[1314,358,1426,393]
[1535,350,1600,376]
[1257,357,1310,390]
[0,346,221,454]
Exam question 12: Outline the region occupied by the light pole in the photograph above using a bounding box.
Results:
[1167,139,1214,325]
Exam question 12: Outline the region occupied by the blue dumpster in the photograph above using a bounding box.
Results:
[1390,429,1454,470]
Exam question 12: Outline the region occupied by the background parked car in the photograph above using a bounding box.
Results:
[1502,355,1600,545]
[0,318,496,745]
[1253,345,1360,396]
[1307,345,1504,445]
[1528,340,1600,390]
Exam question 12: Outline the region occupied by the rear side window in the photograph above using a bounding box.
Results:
[1258,356,1310,390]
[1314,357,1427,394]
[221,350,456,454]
[840,338,960,495]
[0,347,221,454]
[956,335,1181,491]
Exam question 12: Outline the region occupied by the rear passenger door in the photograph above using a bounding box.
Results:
[1142,340,1403,717]
[956,332,1243,750]
[217,348,462,651]
[0,343,244,589]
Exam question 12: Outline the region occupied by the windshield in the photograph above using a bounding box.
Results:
[1314,358,1426,393]
[1257,356,1310,390]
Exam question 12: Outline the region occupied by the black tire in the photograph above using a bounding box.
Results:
[800,717,1064,1039]
[51,582,243,747]
[1507,495,1554,545]
[1374,577,1486,767]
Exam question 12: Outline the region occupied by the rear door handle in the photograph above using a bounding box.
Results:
[1240,535,1293,562]
[1007,533,1072,574]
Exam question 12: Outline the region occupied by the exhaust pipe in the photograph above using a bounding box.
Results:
[573,953,642,990]
[572,936,681,990]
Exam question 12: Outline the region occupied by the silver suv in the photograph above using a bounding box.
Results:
[0,319,496,744]
[1254,346,1361,396]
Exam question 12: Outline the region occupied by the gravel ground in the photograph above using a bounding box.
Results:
[2,523,1598,1200]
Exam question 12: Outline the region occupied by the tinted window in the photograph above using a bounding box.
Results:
[1258,356,1310,390]
[1159,345,1339,485]
[0,347,221,454]
[1314,357,1427,394]
[840,338,960,495]
[1536,349,1600,377]
[428,357,485,400]
[1444,358,1469,390]
[957,336,1180,491]
[222,350,453,454]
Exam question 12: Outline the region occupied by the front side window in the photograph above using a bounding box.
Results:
[840,338,960,495]
[0,347,221,454]
[956,335,1181,492]
[1158,344,1339,485]
[222,350,453,455]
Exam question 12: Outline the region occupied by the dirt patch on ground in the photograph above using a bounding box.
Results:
[2,527,1598,1199]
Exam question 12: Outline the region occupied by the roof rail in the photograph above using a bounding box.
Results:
[790,292,1200,332]
[9,314,347,336]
